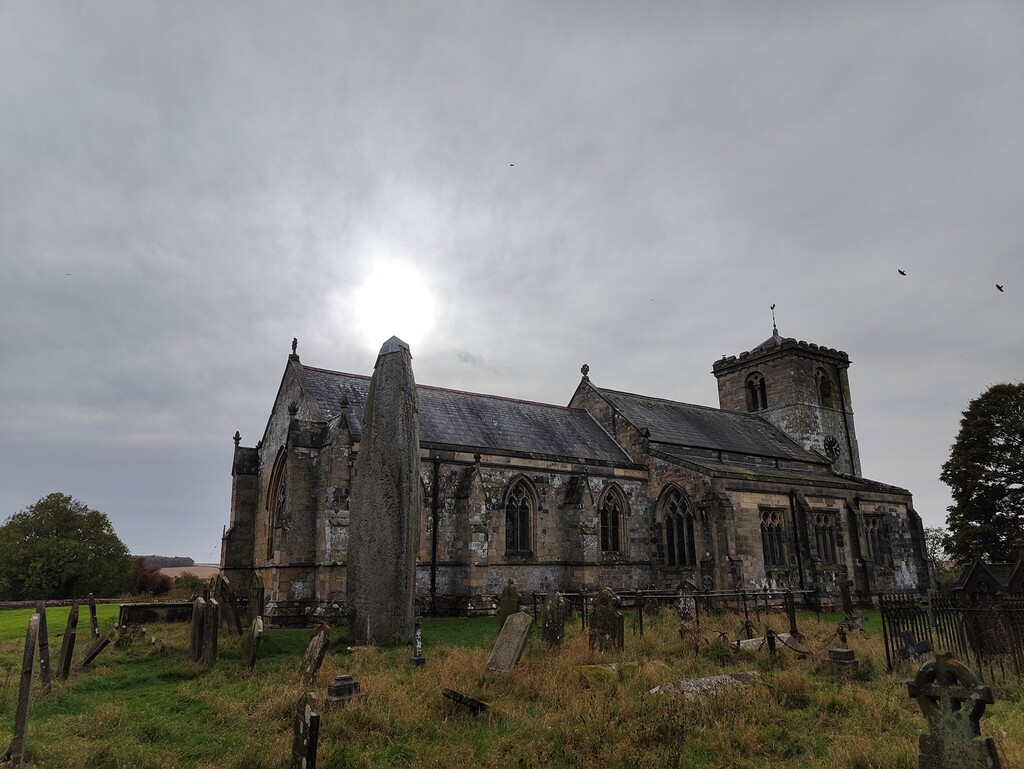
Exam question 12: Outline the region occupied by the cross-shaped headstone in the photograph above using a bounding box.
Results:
[906,652,1002,768]
[898,631,933,662]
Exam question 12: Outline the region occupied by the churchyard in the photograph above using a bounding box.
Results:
[0,599,1022,769]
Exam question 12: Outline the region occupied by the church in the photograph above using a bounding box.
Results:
[221,328,930,625]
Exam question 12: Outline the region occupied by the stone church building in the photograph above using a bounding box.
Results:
[221,329,929,624]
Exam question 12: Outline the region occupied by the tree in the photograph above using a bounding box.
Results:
[0,493,133,600]
[128,557,172,596]
[940,383,1024,565]
[923,525,958,590]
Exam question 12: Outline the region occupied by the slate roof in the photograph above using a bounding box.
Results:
[300,365,635,466]
[593,387,824,464]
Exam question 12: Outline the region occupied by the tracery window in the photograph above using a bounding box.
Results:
[814,511,839,565]
[745,372,768,412]
[864,515,891,565]
[815,368,833,407]
[663,489,696,566]
[760,508,787,568]
[600,486,627,554]
[266,448,287,560]
[504,479,533,555]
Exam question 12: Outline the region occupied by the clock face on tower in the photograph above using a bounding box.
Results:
[823,435,841,462]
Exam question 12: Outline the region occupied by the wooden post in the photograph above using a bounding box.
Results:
[2,614,40,767]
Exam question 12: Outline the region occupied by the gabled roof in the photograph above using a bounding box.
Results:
[301,365,635,466]
[592,386,824,464]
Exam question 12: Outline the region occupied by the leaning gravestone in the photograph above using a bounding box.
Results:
[589,588,624,653]
[486,611,533,672]
[247,571,265,626]
[81,630,114,668]
[541,591,568,646]
[906,652,1002,769]
[290,691,320,769]
[201,598,220,668]
[58,601,79,680]
[36,601,51,695]
[243,616,264,670]
[189,597,206,663]
[347,336,421,646]
[216,575,243,636]
[88,593,100,638]
[1,614,39,768]
[300,624,332,685]
[496,578,520,630]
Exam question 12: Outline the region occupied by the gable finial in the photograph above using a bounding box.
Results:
[233,430,241,447]
[581,363,590,380]
[289,337,299,361]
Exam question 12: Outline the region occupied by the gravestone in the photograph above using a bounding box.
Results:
[243,616,264,670]
[323,675,368,709]
[347,337,421,646]
[36,602,51,695]
[648,670,763,698]
[300,624,332,685]
[783,591,800,638]
[907,652,1001,769]
[290,691,320,769]
[1,614,39,768]
[589,588,624,653]
[81,630,114,668]
[247,571,265,626]
[486,611,533,672]
[898,631,933,663]
[201,598,220,667]
[496,578,520,630]
[216,575,243,636]
[409,617,425,667]
[58,601,79,680]
[442,688,489,716]
[189,598,206,662]
[88,593,99,638]
[540,591,568,646]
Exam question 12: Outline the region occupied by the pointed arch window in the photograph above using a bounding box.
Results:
[662,489,696,566]
[504,479,533,555]
[814,511,838,565]
[600,486,627,554]
[815,368,833,407]
[266,448,287,560]
[745,372,768,412]
[864,515,891,566]
[760,508,787,568]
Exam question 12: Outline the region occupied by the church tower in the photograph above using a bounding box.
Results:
[712,327,862,476]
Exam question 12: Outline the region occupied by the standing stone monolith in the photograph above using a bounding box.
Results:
[347,336,421,646]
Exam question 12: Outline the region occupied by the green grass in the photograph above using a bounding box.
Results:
[0,605,1019,768]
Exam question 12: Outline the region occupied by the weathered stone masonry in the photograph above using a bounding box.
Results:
[222,331,929,625]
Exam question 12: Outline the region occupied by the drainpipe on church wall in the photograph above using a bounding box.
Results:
[430,455,440,616]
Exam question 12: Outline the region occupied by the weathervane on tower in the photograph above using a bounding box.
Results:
[770,304,778,336]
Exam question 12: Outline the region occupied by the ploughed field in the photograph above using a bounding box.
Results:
[0,605,1021,768]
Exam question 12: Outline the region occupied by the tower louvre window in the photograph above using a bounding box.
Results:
[745,372,768,412]
[815,368,833,407]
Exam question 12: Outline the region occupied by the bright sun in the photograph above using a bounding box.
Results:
[350,260,436,352]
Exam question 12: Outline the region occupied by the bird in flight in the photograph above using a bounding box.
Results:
[997,284,1004,292]
[509,163,514,167]
[898,269,907,276]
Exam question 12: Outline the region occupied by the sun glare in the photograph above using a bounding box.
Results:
[350,261,436,352]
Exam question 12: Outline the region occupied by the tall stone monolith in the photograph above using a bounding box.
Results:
[347,336,421,646]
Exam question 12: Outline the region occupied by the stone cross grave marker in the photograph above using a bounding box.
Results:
[290,691,320,769]
[540,591,568,646]
[81,630,114,668]
[58,601,79,680]
[486,611,533,672]
[88,593,99,638]
[1,614,39,768]
[35,601,51,695]
[247,571,265,626]
[201,598,220,668]
[300,624,332,685]
[243,615,264,670]
[189,597,206,663]
[898,631,933,663]
[906,652,1002,769]
[496,578,520,630]
[589,588,624,653]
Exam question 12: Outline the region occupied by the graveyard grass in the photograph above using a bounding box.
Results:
[1,606,1022,768]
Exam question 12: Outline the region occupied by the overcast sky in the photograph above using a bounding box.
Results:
[2,3,1022,563]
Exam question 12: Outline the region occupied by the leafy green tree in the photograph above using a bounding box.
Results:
[0,493,132,600]
[172,571,203,600]
[924,525,958,590]
[940,383,1024,565]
